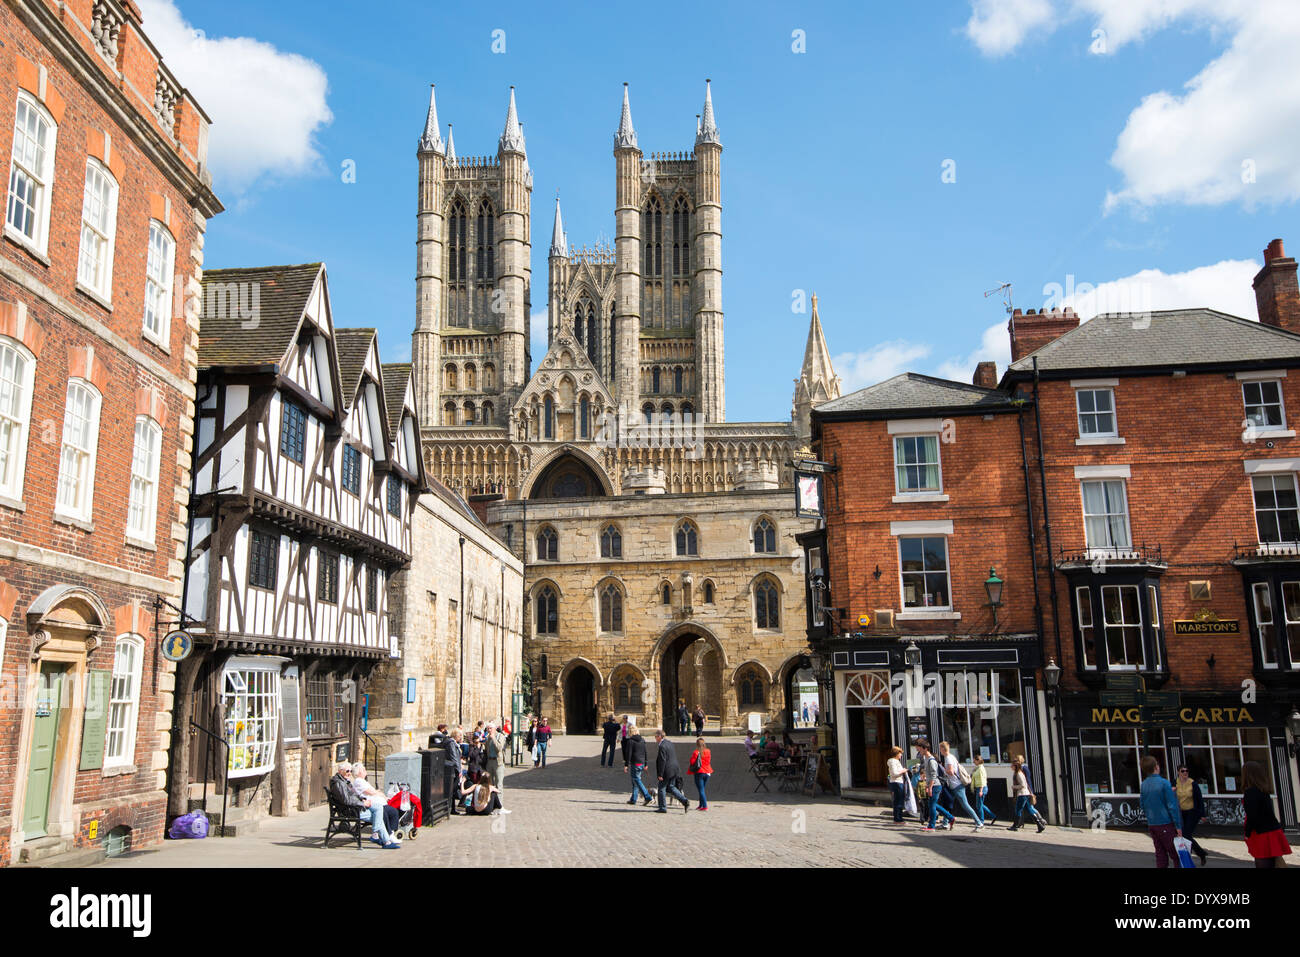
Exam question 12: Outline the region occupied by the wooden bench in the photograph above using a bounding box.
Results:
[323,789,374,848]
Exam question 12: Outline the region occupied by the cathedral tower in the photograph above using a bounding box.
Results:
[693,80,724,421]
[613,83,643,412]
[413,86,533,429]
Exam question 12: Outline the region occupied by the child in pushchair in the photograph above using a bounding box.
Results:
[385,782,420,841]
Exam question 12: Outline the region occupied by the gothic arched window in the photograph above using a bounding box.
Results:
[614,668,642,709]
[536,526,558,562]
[601,524,622,559]
[482,401,494,424]
[443,402,456,425]
[609,301,617,381]
[738,667,766,707]
[652,367,661,393]
[462,401,476,425]
[600,583,623,632]
[674,366,684,393]
[483,363,495,390]
[446,200,467,325]
[675,520,699,557]
[544,395,554,440]
[445,365,457,390]
[586,303,598,367]
[755,579,780,629]
[661,582,672,605]
[535,585,558,634]
[703,579,715,604]
[579,395,590,439]
[754,518,777,553]
[672,195,690,276]
[642,403,655,424]
[574,303,586,346]
[476,199,495,282]
[464,363,477,391]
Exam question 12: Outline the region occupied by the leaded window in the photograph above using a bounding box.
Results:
[536,586,558,634]
[280,400,306,463]
[249,530,279,590]
[537,526,557,561]
[675,520,698,557]
[318,550,339,603]
[387,474,402,516]
[755,579,779,629]
[342,445,361,495]
[600,584,623,632]
[600,524,622,559]
[753,518,776,553]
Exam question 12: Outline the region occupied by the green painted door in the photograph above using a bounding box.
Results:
[23,667,66,838]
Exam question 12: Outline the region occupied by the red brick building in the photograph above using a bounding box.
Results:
[806,239,1300,831]
[0,0,221,863]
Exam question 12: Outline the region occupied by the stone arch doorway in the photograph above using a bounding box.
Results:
[562,662,598,734]
[655,625,726,732]
[780,654,819,731]
[526,448,612,500]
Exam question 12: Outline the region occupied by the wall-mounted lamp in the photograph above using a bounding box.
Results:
[984,567,1004,630]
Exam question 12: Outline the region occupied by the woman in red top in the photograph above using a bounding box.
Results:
[688,737,713,810]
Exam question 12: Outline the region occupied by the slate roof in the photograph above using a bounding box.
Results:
[199,263,323,368]
[1006,309,1300,375]
[335,328,376,405]
[816,373,1014,417]
[381,363,412,434]
[426,476,489,532]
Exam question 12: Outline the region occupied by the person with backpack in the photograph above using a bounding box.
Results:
[625,723,654,806]
[1010,756,1047,833]
[654,730,691,813]
[688,737,713,810]
[938,741,984,830]
[914,740,953,831]
[693,705,706,736]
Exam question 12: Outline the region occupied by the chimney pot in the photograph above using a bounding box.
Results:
[1255,236,1300,333]
[1265,239,1286,262]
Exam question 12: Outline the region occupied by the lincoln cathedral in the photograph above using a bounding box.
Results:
[409,80,842,733]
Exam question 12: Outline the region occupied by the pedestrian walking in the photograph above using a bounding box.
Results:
[600,713,620,767]
[625,724,654,806]
[688,736,713,810]
[938,742,984,830]
[1009,756,1046,833]
[1174,765,1208,866]
[914,740,952,831]
[693,705,706,736]
[1242,760,1292,868]
[620,714,632,767]
[1139,755,1182,868]
[677,700,690,736]
[971,755,997,825]
[534,717,552,768]
[653,730,691,813]
[886,746,907,823]
[524,718,535,756]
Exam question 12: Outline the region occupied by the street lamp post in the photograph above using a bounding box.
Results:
[1043,657,1065,825]
[984,567,1004,632]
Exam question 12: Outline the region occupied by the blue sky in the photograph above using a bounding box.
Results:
[146,0,1300,422]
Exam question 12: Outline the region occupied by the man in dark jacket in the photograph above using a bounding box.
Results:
[676,701,690,736]
[654,730,690,813]
[625,725,654,806]
[444,729,464,815]
[601,714,620,767]
[329,762,397,847]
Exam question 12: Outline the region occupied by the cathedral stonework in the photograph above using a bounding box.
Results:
[410,82,842,732]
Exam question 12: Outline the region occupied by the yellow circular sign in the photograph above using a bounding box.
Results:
[858,614,870,627]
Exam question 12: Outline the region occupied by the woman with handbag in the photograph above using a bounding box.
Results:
[1010,756,1046,833]
[688,737,713,811]
[886,746,907,824]
[1242,760,1292,868]
[534,717,552,768]
[1175,765,1208,866]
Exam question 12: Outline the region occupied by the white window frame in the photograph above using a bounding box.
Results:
[54,378,102,524]
[76,158,118,303]
[222,657,282,779]
[0,336,36,502]
[104,633,144,768]
[1252,582,1278,669]
[1080,727,1167,796]
[1100,583,1145,671]
[143,220,175,347]
[1075,387,1117,438]
[893,433,943,496]
[1282,581,1300,670]
[6,91,57,256]
[1242,379,1286,430]
[1181,727,1273,797]
[126,415,162,544]
[1251,473,1300,546]
[1076,586,1095,670]
[898,535,952,612]
[1081,479,1132,556]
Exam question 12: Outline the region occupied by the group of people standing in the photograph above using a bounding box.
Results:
[884,739,1047,834]
[435,721,510,817]
[606,714,714,812]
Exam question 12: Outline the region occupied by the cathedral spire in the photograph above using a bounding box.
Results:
[418,84,444,154]
[499,86,526,155]
[696,78,721,147]
[792,293,842,443]
[444,123,456,165]
[614,82,638,150]
[550,195,567,257]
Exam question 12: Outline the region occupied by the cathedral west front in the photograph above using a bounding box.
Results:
[408,80,842,733]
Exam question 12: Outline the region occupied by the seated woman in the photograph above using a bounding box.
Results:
[351,762,401,841]
[764,733,782,759]
[460,774,511,817]
[744,731,759,759]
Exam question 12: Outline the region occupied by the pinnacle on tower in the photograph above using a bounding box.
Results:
[800,294,840,395]
[614,82,638,150]
[550,196,568,257]
[418,84,445,154]
[696,78,721,147]
[445,124,456,165]
[499,86,526,154]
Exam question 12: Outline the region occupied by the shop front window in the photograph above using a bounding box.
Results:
[1080,728,1167,795]
[222,660,281,778]
[1182,727,1271,797]
[939,669,1024,764]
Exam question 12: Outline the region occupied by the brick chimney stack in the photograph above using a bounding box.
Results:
[1254,239,1300,334]
[972,361,997,389]
[1008,307,1080,363]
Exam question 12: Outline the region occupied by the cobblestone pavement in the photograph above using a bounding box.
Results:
[97,735,1255,868]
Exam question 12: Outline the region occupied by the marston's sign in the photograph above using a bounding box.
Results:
[1173,619,1241,635]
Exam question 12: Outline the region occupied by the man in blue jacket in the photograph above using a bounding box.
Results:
[1139,755,1183,868]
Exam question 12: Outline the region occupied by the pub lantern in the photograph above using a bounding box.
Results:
[984,567,1004,630]
[904,642,922,669]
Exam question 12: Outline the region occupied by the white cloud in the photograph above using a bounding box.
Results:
[1055,258,1260,319]
[934,320,1013,384]
[832,341,932,394]
[137,0,333,191]
[964,0,1300,209]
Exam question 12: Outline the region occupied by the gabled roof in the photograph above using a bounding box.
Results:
[1006,309,1300,376]
[199,263,324,368]
[335,328,377,406]
[381,362,413,435]
[816,372,1015,418]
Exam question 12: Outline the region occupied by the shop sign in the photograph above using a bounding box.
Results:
[1089,705,1256,724]
[161,630,194,662]
[1173,609,1240,635]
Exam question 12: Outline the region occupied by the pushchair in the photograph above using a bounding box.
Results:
[386,782,419,841]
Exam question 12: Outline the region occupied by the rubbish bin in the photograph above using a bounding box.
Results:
[383,751,423,794]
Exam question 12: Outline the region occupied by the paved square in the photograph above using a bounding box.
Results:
[97,736,1255,868]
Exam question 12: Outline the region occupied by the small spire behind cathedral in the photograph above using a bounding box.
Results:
[696,78,721,147]
[499,86,526,155]
[550,195,568,257]
[445,123,456,165]
[418,83,445,154]
[615,82,638,150]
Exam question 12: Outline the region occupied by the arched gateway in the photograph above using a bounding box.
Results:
[652,623,728,732]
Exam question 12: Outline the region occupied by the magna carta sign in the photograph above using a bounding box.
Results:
[1090,706,1255,724]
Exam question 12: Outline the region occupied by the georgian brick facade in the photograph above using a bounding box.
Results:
[0,0,221,864]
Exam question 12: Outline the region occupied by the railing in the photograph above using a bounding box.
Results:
[1056,543,1165,567]
[1234,541,1300,560]
[189,709,230,838]
[361,729,385,778]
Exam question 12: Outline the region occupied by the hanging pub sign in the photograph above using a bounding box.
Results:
[160,629,194,662]
[794,471,824,519]
[1173,609,1240,636]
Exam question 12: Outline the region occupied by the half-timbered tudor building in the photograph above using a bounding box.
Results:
[0,0,221,864]
[171,263,427,825]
